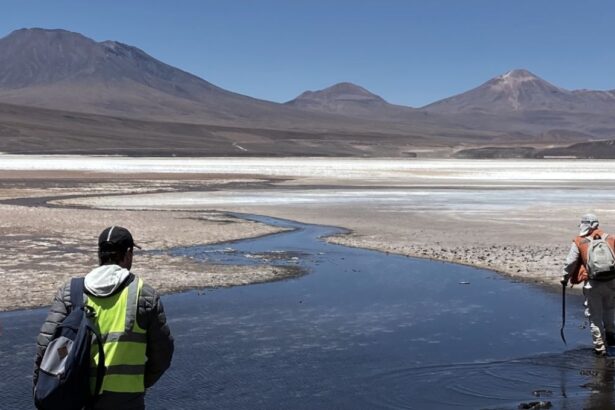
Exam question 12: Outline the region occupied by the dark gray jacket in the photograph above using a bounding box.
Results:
[34,272,174,409]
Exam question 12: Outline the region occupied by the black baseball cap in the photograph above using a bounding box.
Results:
[98,226,141,252]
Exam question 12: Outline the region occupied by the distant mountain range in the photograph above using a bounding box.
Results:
[287,69,615,116]
[0,28,614,157]
[0,28,340,129]
[423,69,615,114]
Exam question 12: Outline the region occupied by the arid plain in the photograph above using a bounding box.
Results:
[2,157,614,311]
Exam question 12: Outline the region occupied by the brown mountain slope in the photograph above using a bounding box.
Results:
[285,82,415,119]
[0,28,393,131]
[0,102,444,156]
[1,28,615,156]
[422,69,615,114]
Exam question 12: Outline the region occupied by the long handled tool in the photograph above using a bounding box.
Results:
[560,281,567,345]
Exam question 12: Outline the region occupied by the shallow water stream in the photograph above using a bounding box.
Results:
[1,214,612,409]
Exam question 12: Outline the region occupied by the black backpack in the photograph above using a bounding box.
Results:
[34,278,106,410]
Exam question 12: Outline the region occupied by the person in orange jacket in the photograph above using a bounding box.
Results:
[562,214,615,356]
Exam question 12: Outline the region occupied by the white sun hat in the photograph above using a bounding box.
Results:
[579,213,599,236]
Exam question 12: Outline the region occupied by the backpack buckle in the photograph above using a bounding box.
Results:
[85,305,97,318]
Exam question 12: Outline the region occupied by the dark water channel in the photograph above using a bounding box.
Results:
[1,214,614,409]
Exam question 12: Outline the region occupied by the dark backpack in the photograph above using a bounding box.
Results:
[34,278,106,410]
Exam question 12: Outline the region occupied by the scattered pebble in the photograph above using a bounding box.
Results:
[532,389,552,397]
[518,401,552,409]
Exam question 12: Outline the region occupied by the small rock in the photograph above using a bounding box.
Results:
[518,401,552,409]
[532,389,552,397]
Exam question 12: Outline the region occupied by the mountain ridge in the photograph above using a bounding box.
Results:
[1,27,615,157]
[0,27,346,129]
[285,81,416,118]
[422,68,615,114]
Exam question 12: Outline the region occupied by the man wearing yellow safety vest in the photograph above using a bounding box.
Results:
[34,226,174,409]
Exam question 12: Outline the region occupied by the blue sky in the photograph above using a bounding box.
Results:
[2,1,614,107]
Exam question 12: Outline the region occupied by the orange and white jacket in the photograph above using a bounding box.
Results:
[564,228,615,284]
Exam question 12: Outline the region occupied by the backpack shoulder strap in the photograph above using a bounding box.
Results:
[576,236,591,247]
[70,277,85,309]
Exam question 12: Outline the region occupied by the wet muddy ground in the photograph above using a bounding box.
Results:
[0,176,299,311]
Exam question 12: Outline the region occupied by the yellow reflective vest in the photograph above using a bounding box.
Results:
[86,277,147,394]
